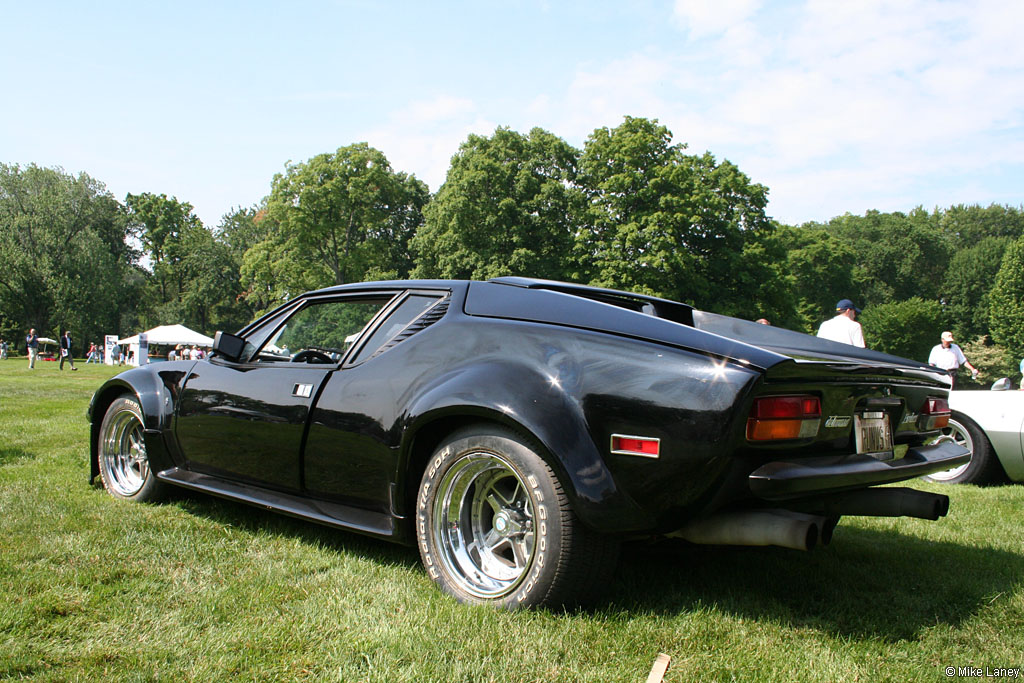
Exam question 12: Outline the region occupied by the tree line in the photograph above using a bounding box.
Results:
[3,116,1023,381]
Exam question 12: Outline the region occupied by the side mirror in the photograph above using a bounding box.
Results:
[991,377,1012,391]
[213,331,246,362]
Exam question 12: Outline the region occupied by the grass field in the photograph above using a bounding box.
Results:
[1,357,1022,682]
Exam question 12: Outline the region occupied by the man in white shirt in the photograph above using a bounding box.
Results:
[928,331,978,389]
[816,299,866,348]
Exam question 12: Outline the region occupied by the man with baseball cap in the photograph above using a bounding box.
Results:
[928,331,978,389]
[816,299,866,348]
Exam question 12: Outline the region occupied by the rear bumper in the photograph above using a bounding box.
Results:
[749,441,970,500]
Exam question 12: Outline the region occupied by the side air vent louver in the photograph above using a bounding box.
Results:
[369,297,450,359]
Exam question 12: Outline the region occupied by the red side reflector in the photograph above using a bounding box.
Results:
[610,435,660,457]
[747,396,821,441]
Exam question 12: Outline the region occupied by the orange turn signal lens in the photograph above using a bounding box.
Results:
[747,419,805,441]
[747,395,821,441]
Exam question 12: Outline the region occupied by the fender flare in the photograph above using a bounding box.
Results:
[88,367,181,484]
[396,361,653,534]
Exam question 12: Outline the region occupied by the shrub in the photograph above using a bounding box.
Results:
[859,298,944,361]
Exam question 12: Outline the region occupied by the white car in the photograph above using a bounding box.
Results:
[927,380,1024,484]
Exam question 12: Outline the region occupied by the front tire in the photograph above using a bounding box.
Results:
[98,396,165,501]
[416,425,619,609]
[925,411,1005,485]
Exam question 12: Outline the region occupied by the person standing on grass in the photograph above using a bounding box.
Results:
[0,338,7,359]
[927,331,977,389]
[85,342,98,363]
[25,328,39,369]
[59,330,78,371]
[816,299,866,348]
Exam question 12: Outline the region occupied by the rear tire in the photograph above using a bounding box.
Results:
[98,396,165,501]
[925,411,1006,485]
[416,425,619,609]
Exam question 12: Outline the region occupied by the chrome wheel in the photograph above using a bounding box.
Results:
[100,401,150,497]
[926,417,973,482]
[432,451,535,599]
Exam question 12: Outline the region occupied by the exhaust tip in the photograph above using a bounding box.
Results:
[820,516,839,546]
[804,523,818,551]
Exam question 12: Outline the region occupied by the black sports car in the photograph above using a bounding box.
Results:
[89,278,968,608]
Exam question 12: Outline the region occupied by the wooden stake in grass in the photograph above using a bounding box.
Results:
[646,653,671,683]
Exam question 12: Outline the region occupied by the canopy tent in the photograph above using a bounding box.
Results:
[114,324,214,366]
[36,337,59,360]
[116,324,213,347]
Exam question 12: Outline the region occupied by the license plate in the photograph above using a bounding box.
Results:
[855,411,893,458]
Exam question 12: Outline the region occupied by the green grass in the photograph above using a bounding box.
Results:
[1,357,1022,681]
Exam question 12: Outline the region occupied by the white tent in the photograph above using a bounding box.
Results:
[115,324,214,365]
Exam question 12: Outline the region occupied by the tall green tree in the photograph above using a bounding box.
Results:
[781,224,859,332]
[988,236,1024,359]
[211,206,271,331]
[243,144,428,310]
[124,192,204,317]
[412,127,578,280]
[940,236,1011,341]
[817,208,952,306]
[0,164,134,346]
[939,204,1024,245]
[573,116,774,317]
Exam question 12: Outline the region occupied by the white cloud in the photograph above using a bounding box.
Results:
[363,95,497,191]
[672,0,762,38]
[552,0,1024,221]
[323,1,1024,223]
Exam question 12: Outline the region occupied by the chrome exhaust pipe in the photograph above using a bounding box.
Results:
[670,509,829,551]
[810,488,950,521]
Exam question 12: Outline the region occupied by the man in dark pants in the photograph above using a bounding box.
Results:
[59,330,78,371]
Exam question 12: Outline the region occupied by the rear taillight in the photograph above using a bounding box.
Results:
[920,397,950,430]
[746,395,821,441]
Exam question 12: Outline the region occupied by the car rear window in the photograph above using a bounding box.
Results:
[349,294,445,364]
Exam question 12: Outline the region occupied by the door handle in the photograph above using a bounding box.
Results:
[292,383,313,398]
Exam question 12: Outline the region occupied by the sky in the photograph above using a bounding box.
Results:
[2,0,1022,229]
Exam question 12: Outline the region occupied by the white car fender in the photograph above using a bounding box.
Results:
[948,390,1024,481]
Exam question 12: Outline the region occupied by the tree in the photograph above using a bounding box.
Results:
[412,127,578,280]
[211,206,271,331]
[0,164,134,346]
[858,297,944,361]
[957,336,1018,388]
[939,204,1024,245]
[988,236,1024,359]
[243,144,428,310]
[572,117,774,317]
[819,208,952,306]
[125,192,203,305]
[176,225,245,333]
[781,224,858,333]
[217,206,271,260]
[940,236,1010,341]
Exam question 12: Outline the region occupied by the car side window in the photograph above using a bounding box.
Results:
[349,294,445,364]
[255,296,394,364]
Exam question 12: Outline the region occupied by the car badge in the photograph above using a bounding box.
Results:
[824,416,851,428]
